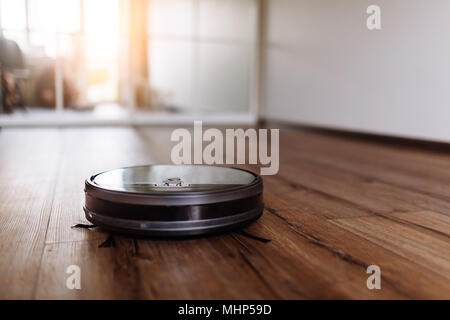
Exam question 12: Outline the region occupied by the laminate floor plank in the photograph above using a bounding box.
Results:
[0,129,61,298]
[0,126,449,299]
[276,159,450,217]
[35,234,277,299]
[388,211,450,236]
[260,191,450,299]
[280,129,450,201]
[330,216,450,281]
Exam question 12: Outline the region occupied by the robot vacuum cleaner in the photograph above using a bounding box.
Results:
[84,165,264,236]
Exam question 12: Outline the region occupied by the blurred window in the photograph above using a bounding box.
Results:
[0,0,120,110]
[0,0,258,115]
[147,0,258,113]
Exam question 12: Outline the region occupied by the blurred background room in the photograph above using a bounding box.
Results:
[1,0,450,142]
[0,0,259,125]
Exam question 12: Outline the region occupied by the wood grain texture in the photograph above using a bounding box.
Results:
[0,129,61,299]
[330,215,450,280]
[0,126,449,299]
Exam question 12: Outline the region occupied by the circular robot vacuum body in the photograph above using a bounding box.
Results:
[84,165,264,236]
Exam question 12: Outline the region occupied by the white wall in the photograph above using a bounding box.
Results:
[263,0,450,142]
[148,0,257,113]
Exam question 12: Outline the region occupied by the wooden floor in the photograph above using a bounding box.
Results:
[0,125,449,299]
